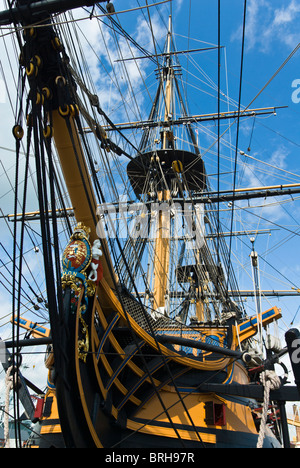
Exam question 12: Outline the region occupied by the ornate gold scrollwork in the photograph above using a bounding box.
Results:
[61,272,82,294]
[86,279,97,297]
[78,310,89,363]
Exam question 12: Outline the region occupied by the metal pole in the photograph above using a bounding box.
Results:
[285,328,300,397]
[158,334,251,362]
[277,401,291,448]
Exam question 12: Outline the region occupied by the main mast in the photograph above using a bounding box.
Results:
[152,16,173,311]
[127,15,207,322]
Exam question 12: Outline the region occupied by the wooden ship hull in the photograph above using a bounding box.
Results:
[34,275,282,448]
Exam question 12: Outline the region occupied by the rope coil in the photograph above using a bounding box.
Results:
[4,366,14,448]
[256,370,281,448]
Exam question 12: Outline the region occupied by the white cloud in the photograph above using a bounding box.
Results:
[268,146,289,170]
[238,144,292,225]
[174,0,184,13]
[232,0,300,51]
[68,8,166,125]
[245,0,270,50]
[273,0,300,25]
[241,145,289,188]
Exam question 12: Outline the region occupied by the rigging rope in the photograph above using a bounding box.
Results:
[4,365,14,448]
[245,42,300,112]
[227,0,247,287]
[256,370,281,448]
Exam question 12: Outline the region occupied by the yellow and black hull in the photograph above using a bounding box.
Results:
[36,280,281,449]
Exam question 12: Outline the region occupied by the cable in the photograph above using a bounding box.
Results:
[227,0,247,287]
[245,42,300,112]
[217,0,221,263]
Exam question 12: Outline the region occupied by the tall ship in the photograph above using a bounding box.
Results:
[0,0,300,449]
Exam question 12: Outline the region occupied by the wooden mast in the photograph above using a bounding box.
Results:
[152,17,173,311]
[152,17,205,322]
